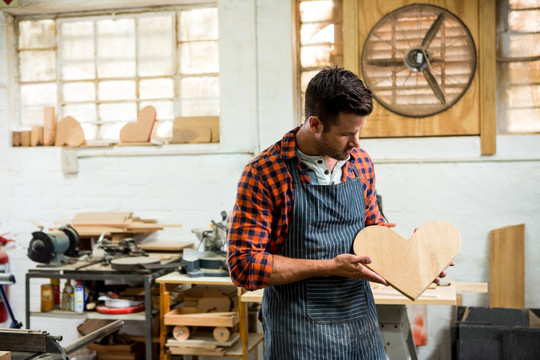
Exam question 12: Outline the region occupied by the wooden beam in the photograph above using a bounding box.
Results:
[479,0,497,155]
[342,0,359,74]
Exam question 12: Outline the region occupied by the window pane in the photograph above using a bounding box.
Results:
[21,83,56,107]
[300,44,333,67]
[98,80,136,101]
[300,70,319,90]
[81,123,97,140]
[509,10,540,32]
[509,0,540,8]
[505,109,540,132]
[509,33,540,57]
[506,85,540,107]
[100,122,125,140]
[138,15,175,76]
[180,41,219,74]
[99,103,137,122]
[181,98,219,116]
[19,50,56,82]
[61,21,95,80]
[62,104,96,124]
[299,1,334,22]
[97,18,136,77]
[180,76,219,99]
[301,23,334,45]
[153,120,173,140]
[63,82,95,102]
[140,100,174,120]
[508,60,540,84]
[140,78,174,99]
[179,8,218,41]
[18,20,56,50]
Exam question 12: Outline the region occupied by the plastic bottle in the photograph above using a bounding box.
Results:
[50,278,60,309]
[74,280,84,313]
[61,279,74,311]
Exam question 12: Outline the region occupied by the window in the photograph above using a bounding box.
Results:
[497,0,540,133]
[15,5,219,143]
[296,0,342,123]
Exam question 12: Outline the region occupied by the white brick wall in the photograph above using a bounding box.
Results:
[0,2,539,360]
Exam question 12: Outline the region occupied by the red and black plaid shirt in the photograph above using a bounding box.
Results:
[227,126,385,290]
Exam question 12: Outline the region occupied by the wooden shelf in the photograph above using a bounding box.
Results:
[30,309,148,321]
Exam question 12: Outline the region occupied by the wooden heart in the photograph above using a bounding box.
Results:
[119,105,156,143]
[353,220,460,300]
[55,116,85,147]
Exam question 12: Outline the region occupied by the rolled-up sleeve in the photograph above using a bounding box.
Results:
[227,164,275,290]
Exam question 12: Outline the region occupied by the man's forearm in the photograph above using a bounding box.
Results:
[267,254,333,286]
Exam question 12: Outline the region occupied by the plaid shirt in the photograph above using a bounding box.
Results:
[227,126,385,290]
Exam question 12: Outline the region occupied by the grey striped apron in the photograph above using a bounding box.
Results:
[262,161,385,360]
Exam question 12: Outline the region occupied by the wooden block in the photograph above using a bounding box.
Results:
[490,224,525,308]
[353,220,461,301]
[20,130,31,146]
[55,116,85,147]
[11,131,21,146]
[43,106,56,145]
[31,126,44,146]
[172,116,219,144]
[119,105,156,143]
[0,351,10,360]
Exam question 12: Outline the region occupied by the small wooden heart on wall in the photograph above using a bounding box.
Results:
[353,220,461,300]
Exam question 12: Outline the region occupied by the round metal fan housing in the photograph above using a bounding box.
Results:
[361,4,477,118]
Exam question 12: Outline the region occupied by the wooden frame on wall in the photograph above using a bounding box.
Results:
[343,0,496,155]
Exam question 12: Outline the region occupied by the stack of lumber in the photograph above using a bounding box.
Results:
[65,211,178,237]
[86,342,144,360]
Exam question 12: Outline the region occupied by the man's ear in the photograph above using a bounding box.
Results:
[308,116,324,134]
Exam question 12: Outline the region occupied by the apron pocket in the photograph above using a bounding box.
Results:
[306,277,369,324]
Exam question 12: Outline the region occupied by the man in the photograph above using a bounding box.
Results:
[227,67,448,359]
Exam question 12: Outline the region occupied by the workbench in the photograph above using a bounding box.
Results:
[26,260,175,360]
[239,282,475,360]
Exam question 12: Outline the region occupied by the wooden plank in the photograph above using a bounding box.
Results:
[354,220,461,300]
[479,0,497,155]
[164,309,238,327]
[140,241,194,252]
[455,282,489,293]
[0,351,10,360]
[490,224,525,308]
[71,212,133,226]
[172,116,220,144]
[343,0,359,74]
[30,126,43,146]
[43,106,56,146]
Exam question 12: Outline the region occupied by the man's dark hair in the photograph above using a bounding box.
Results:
[304,66,373,129]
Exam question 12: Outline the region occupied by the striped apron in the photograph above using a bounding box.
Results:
[262,161,386,360]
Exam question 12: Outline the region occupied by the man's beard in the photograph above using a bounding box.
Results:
[317,134,352,161]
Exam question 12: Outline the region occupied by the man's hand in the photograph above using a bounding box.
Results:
[332,254,388,286]
[433,260,455,284]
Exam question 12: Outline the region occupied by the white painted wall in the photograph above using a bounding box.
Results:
[0,1,538,359]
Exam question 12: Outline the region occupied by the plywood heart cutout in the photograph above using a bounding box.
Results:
[353,220,461,300]
[119,105,156,143]
[55,116,85,147]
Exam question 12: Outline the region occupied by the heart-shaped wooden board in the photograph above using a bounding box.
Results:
[119,105,156,143]
[353,220,461,301]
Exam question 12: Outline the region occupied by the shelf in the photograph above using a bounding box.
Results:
[30,309,148,321]
[156,272,234,286]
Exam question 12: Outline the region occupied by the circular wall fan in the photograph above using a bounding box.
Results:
[361,4,477,118]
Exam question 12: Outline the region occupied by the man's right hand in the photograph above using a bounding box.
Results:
[332,254,388,286]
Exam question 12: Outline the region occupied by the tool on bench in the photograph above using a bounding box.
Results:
[0,319,124,360]
[179,211,230,277]
[27,226,80,266]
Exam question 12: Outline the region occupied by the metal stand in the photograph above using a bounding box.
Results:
[0,273,22,329]
[377,305,418,360]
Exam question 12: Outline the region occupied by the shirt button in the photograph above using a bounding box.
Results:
[317,160,323,164]
[324,170,329,175]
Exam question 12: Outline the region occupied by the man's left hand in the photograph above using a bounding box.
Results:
[433,261,455,284]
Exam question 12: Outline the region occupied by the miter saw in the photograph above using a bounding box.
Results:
[180,211,230,277]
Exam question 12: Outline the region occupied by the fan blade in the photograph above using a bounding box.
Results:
[422,13,445,48]
[365,58,404,67]
[423,69,446,104]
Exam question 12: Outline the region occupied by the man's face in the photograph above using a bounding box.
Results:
[314,112,367,160]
